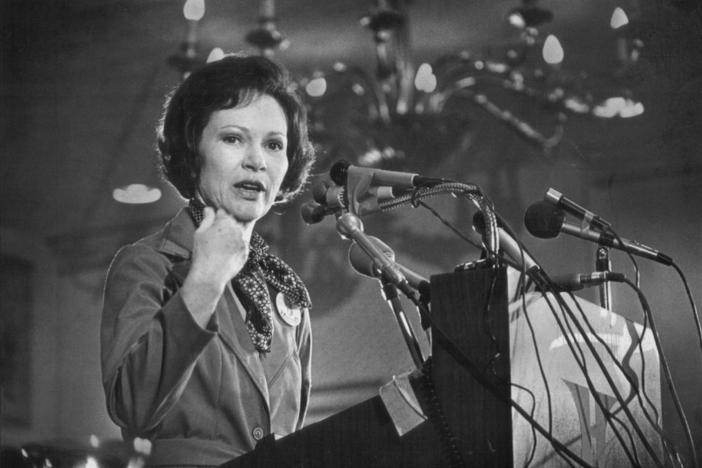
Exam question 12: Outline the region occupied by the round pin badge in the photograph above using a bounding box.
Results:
[275,292,302,327]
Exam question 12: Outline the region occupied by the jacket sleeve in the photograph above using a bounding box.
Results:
[295,306,312,430]
[100,243,217,436]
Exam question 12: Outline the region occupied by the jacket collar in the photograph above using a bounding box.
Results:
[156,207,196,260]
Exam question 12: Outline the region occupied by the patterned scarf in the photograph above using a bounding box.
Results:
[188,199,312,353]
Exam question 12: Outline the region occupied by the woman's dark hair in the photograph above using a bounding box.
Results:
[157,54,315,202]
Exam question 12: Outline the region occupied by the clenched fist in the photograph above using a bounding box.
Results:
[181,207,251,328]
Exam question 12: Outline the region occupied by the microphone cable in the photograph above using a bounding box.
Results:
[529,279,647,466]
[380,190,569,465]
[594,223,697,467]
[564,289,683,468]
[671,261,702,358]
[413,200,569,466]
[498,216,660,466]
[622,277,698,468]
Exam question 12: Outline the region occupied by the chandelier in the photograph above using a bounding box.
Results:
[167,0,645,165]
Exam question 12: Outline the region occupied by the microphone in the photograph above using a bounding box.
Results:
[300,202,336,224]
[336,213,415,297]
[302,178,417,224]
[549,271,626,291]
[544,188,612,231]
[348,235,431,297]
[330,160,445,190]
[525,201,673,266]
[312,180,347,209]
[473,212,539,272]
[300,181,346,224]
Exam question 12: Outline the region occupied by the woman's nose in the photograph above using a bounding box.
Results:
[242,143,267,171]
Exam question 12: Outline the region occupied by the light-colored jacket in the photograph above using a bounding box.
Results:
[101,208,312,467]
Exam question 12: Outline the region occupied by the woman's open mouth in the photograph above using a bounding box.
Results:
[234,180,266,198]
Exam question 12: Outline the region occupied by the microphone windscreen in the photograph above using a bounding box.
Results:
[348,236,395,279]
[329,160,351,185]
[311,180,330,204]
[524,201,565,238]
[472,211,487,234]
[300,202,327,224]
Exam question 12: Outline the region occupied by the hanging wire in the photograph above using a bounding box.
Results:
[622,278,699,468]
[671,261,702,356]
[565,291,681,465]
[363,182,691,466]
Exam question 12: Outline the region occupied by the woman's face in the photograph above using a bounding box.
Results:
[197,94,289,224]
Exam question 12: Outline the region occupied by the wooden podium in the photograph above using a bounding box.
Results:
[222,265,661,467]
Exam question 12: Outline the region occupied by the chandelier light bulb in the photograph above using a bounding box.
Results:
[305,77,327,97]
[610,7,629,29]
[207,48,225,63]
[542,34,564,64]
[507,11,526,29]
[183,0,205,21]
[414,63,437,93]
[620,99,644,118]
[593,96,644,118]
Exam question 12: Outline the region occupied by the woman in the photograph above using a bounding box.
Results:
[100,55,316,467]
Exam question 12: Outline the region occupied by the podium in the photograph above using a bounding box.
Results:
[222,266,661,467]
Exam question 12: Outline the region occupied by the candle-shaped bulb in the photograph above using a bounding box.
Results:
[207,48,225,63]
[542,34,564,64]
[183,0,205,21]
[610,7,629,29]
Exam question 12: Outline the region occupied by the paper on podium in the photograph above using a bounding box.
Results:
[379,372,428,437]
[509,292,661,467]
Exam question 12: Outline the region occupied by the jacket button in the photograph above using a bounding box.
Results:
[252,426,265,441]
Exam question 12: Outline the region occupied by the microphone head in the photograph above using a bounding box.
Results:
[472,211,487,234]
[329,160,351,185]
[300,202,328,224]
[348,236,395,279]
[311,180,331,204]
[524,201,565,239]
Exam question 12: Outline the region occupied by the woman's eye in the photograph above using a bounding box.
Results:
[222,135,242,144]
[267,141,285,151]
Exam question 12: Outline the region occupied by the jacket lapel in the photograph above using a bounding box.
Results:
[218,284,270,406]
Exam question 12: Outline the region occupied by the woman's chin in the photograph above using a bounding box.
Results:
[225,203,268,224]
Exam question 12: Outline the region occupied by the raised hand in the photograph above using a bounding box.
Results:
[181,207,251,327]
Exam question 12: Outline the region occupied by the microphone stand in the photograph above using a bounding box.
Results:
[380,278,426,369]
[336,212,426,369]
[596,246,612,311]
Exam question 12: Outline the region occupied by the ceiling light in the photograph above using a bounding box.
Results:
[206,48,225,63]
[305,77,327,97]
[414,63,437,93]
[113,184,161,204]
[168,0,645,158]
[183,0,205,21]
[610,7,629,29]
[593,96,644,118]
[542,34,564,64]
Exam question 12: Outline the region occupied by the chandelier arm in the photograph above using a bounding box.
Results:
[436,85,564,150]
[427,53,595,119]
[475,75,593,116]
[334,64,393,124]
[392,11,415,116]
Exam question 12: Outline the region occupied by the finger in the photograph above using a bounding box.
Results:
[197,206,216,231]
